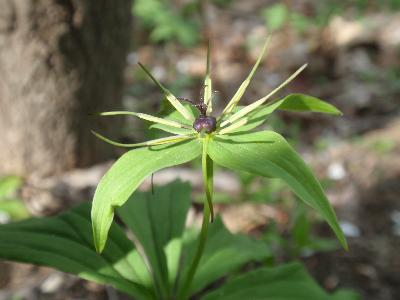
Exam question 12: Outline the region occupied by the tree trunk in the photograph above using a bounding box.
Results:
[0,0,131,177]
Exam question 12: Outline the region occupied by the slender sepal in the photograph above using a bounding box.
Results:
[91,130,194,148]
[204,42,213,114]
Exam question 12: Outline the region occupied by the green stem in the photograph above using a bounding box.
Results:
[177,135,213,300]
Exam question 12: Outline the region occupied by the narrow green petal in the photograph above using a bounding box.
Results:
[91,130,194,148]
[221,36,271,116]
[138,63,195,122]
[204,42,213,114]
[218,118,248,135]
[98,111,191,129]
[221,64,307,127]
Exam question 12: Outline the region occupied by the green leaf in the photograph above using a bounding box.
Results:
[201,262,358,300]
[91,139,202,253]
[116,180,191,297]
[221,94,342,134]
[262,4,289,31]
[0,203,153,299]
[180,218,271,295]
[0,199,30,221]
[208,131,347,249]
[277,94,342,115]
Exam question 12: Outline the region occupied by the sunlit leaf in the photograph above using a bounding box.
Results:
[92,139,202,253]
[277,94,342,115]
[208,131,347,249]
[116,180,191,297]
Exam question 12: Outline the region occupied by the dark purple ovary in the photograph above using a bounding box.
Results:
[193,116,217,133]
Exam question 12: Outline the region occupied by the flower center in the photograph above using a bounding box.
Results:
[193,116,217,133]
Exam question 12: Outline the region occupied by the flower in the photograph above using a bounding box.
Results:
[91,37,347,254]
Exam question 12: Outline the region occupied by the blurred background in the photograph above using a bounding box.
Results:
[1,0,400,299]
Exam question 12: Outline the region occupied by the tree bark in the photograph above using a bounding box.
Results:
[0,0,131,177]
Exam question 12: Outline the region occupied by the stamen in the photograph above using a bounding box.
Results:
[98,111,192,130]
[221,64,307,127]
[218,118,248,135]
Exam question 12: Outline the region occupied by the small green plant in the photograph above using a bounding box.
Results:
[0,39,357,299]
[133,0,200,46]
[0,176,29,222]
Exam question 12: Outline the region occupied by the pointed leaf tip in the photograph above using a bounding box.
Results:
[208,131,347,249]
[204,42,213,113]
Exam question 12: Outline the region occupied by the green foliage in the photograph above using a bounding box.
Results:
[0,39,357,299]
[0,176,29,221]
[133,0,200,46]
[0,181,273,299]
[0,181,355,299]
[211,0,233,8]
[0,176,22,198]
[262,1,400,33]
[261,4,313,33]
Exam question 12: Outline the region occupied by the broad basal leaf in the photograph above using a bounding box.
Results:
[116,180,191,296]
[0,203,153,299]
[208,131,347,249]
[201,262,359,300]
[223,94,342,134]
[179,217,271,295]
[92,139,202,253]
